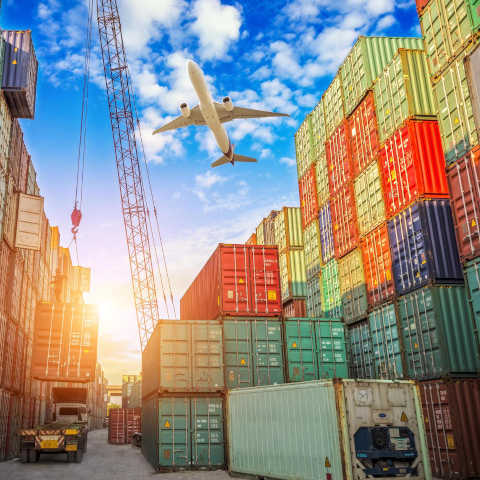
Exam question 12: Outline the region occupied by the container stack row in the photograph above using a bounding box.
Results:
[121,374,141,409]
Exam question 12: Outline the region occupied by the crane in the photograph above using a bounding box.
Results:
[96,0,173,350]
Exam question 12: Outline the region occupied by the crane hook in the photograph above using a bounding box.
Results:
[71,205,82,237]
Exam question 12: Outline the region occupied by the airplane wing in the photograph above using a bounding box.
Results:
[153,106,206,134]
[214,103,289,123]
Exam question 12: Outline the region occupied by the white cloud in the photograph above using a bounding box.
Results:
[250,65,272,81]
[280,157,296,167]
[190,0,242,60]
[195,170,227,188]
[296,93,317,107]
[376,14,396,30]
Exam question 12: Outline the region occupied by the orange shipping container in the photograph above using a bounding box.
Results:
[246,233,257,245]
[326,120,352,196]
[299,164,319,228]
[360,223,394,307]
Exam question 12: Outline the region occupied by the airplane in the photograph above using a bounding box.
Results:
[153,60,289,168]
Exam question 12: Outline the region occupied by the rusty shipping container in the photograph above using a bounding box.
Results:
[326,120,352,196]
[1,30,38,119]
[180,244,282,320]
[282,298,306,317]
[419,378,480,479]
[32,302,99,382]
[298,164,319,228]
[447,147,480,262]
[380,120,449,219]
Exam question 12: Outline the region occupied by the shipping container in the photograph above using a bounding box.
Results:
[388,200,463,295]
[245,233,256,245]
[283,317,347,382]
[416,0,431,14]
[295,114,314,179]
[305,273,322,317]
[310,100,326,161]
[31,302,99,382]
[109,408,127,444]
[465,257,480,341]
[320,259,343,318]
[282,298,306,317]
[354,161,385,235]
[398,285,480,379]
[298,164,319,228]
[348,91,379,175]
[466,40,480,138]
[369,303,405,379]
[330,183,359,259]
[326,120,352,196]
[447,147,480,261]
[142,395,225,471]
[338,248,368,324]
[318,202,334,264]
[1,31,38,119]
[2,178,17,249]
[341,36,424,116]
[125,408,141,443]
[434,48,479,164]
[361,223,395,306]
[278,249,306,301]
[14,193,43,251]
[375,49,436,143]
[380,120,449,218]
[7,118,22,188]
[323,74,345,138]
[302,220,321,278]
[180,244,281,320]
[0,170,6,241]
[255,218,265,246]
[142,319,223,397]
[273,206,303,251]
[419,378,480,479]
[315,149,329,206]
[347,320,375,378]
[0,93,11,172]
[227,379,431,480]
[0,389,11,461]
[421,0,479,78]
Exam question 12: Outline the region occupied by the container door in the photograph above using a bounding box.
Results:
[284,319,317,382]
[190,397,225,468]
[223,320,253,389]
[158,397,190,468]
[14,193,43,251]
[316,320,348,379]
[220,245,250,315]
[251,320,284,386]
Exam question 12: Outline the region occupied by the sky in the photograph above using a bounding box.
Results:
[2,0,420,384]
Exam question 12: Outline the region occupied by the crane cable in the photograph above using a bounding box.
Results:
[71,0,94,265]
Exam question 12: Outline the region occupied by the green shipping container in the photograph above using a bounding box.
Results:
[341,36,424,116]
[347,320,375,378]
[306,273,322,317]
[295,114,315,179]
[303,220,321,278]
[142,320,224,397]
[142,395,225,471]
[274,206,303,251]
[223,319,253,389]
[279,249,307,301]
[369,302,405,379]
[398,285,480,379]
[375,49,436,143]
[321,259,342,318]
[323,74,345,138]
[311,100,326,160]
[465,258,480,345]
[283,318,348,382]
[421,0,480,78]
[227,380,431,480]
[315,149,329,206]
[433,47,479,164]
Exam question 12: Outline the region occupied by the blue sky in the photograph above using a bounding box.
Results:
[2,0,420,382]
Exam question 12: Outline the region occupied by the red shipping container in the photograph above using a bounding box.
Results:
[330,183,359,259]
[299,165,318,228]
[327,120,352,196]
[419,378,480,479]
[125,407,141,443]
[360,223,394,306]
[415,0,431,14]
[380,120,449,218]
[180,244,282,320]
[108,408,126,444]
[283,298,306,317]
[447,147,480,262]
[348,91,379,176]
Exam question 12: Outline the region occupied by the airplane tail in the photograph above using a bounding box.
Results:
[211,156,231,168]
[211,153,257,168]
[233,154,257,163]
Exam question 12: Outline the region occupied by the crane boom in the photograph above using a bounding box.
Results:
[97,0,160,350]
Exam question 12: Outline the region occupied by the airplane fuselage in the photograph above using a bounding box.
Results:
[188,61,233,160]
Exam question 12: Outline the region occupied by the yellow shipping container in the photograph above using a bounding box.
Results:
[315,150,329,207]
[303,220,322,279]
[0,93,12,172]
[279,249,307,301]
[323,74,345,138]
[311,100,326,160]
[274,207,303,252]
[295,114,314,179]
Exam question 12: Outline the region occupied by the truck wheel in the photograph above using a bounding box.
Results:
[34,451,40,462]
[74,449,83,463]
[83,437,88,452]
[67,452,75,463]
[20,449,29,463]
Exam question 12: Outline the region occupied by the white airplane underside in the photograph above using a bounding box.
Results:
[152,60,288,168]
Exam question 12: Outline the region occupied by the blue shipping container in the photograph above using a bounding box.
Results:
[319,203,334,264]
[387,200,462,295]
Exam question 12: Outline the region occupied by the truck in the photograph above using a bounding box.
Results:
[18,387,89,463]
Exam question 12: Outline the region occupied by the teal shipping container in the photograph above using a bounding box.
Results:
[398,285,480,379]
[227,380,431,480]
[465,258,480,344]
[369,302,405,379]
[283,318,348,382]
[347,320,375,378]
[142,320,224,398]
[142,395,225,471]
[223,317,284,389]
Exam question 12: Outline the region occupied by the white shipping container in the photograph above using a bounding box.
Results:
[14,193,43,250]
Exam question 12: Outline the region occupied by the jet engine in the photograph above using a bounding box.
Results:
[222,96,234,111]
[180,102,190,118]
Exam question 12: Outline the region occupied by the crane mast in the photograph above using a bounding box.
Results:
[97,0,160,350]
